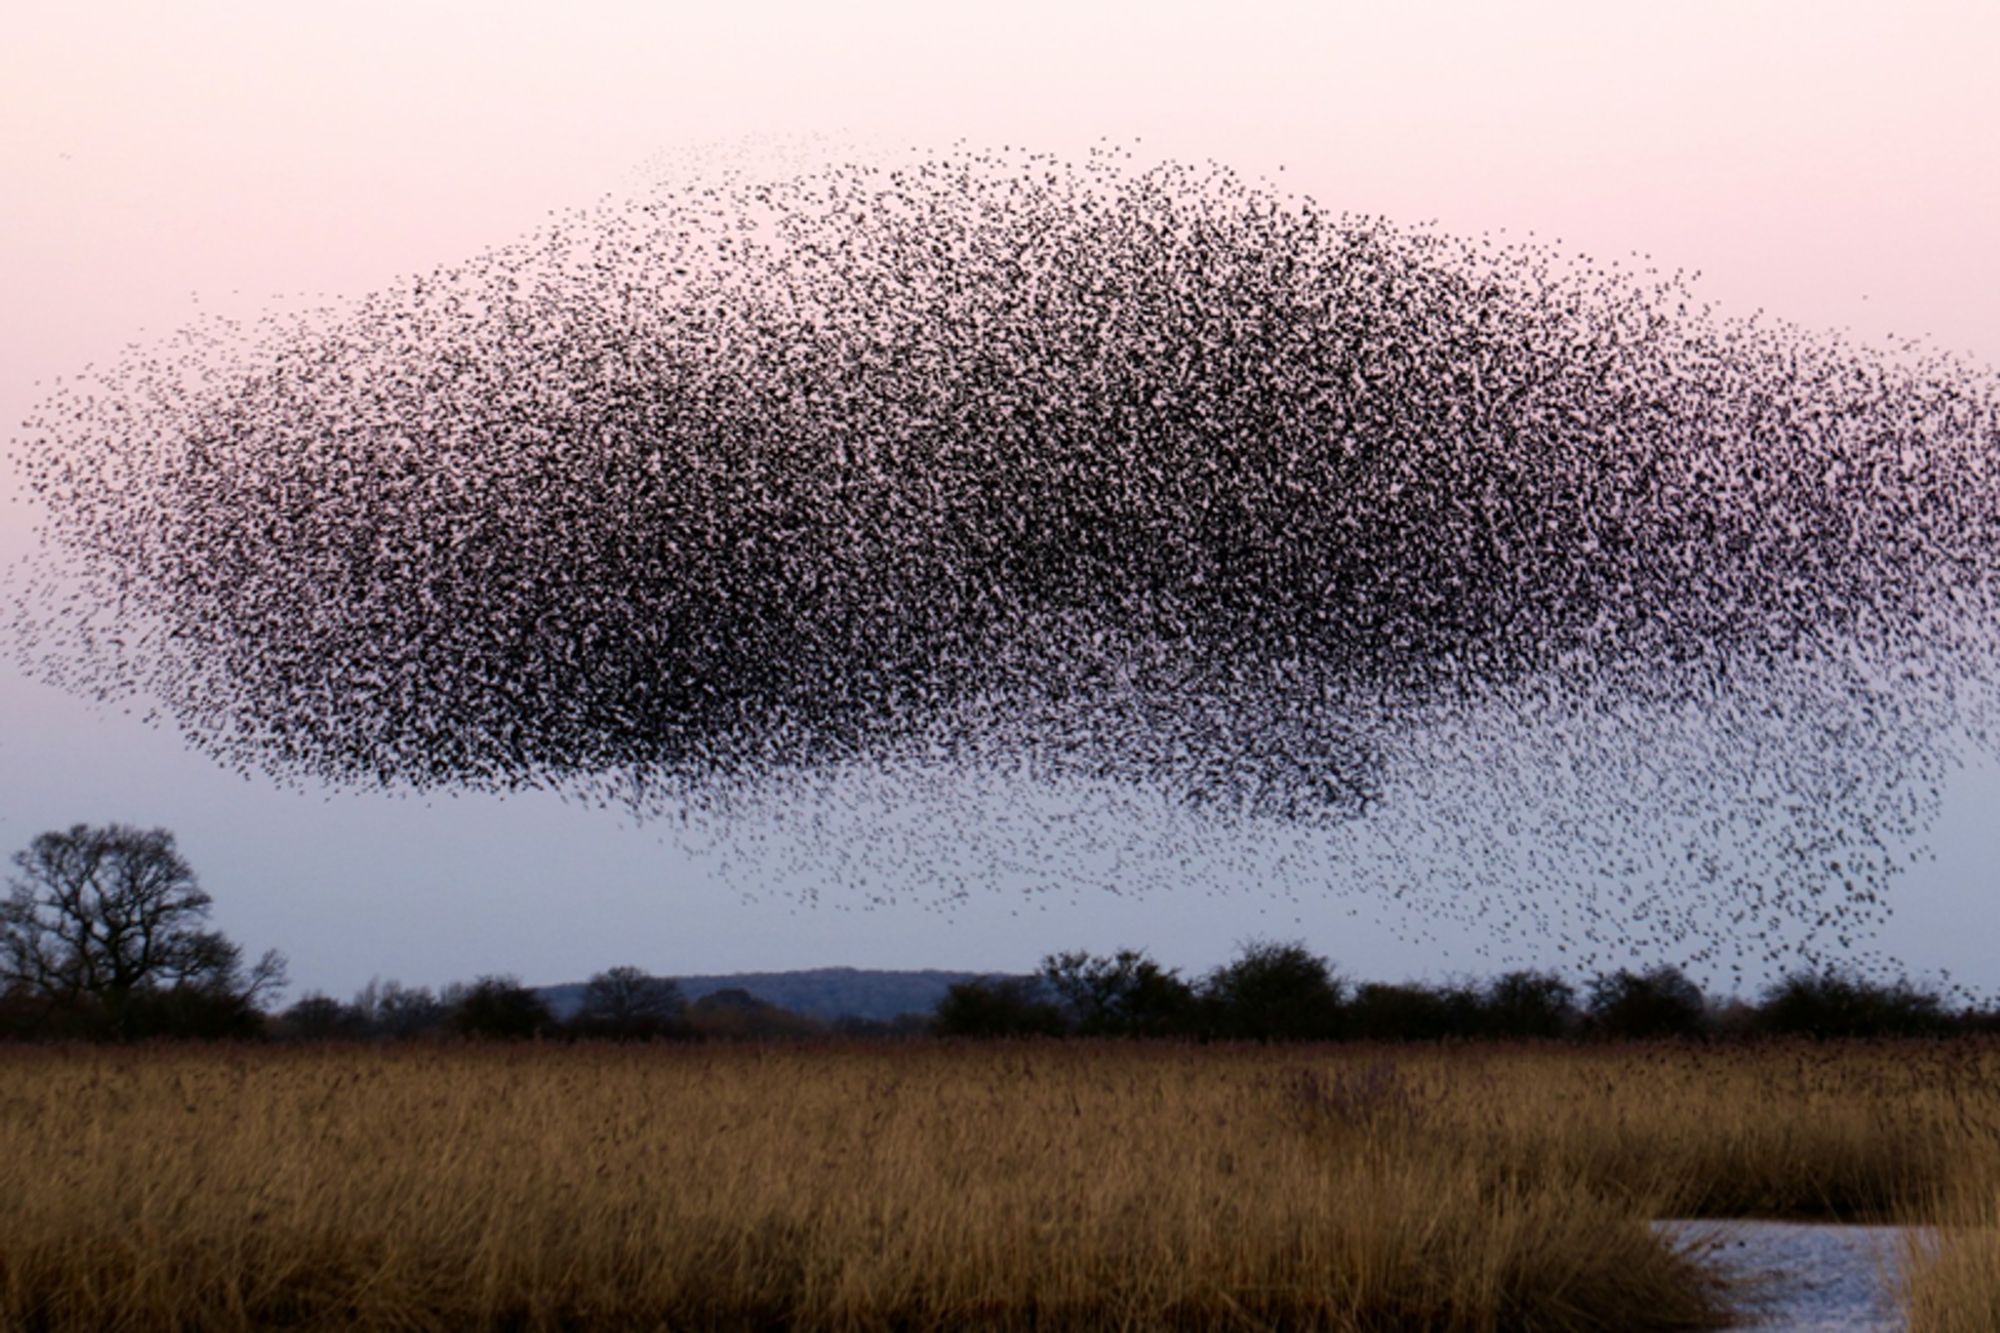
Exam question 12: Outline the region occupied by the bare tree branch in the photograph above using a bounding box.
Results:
[2,824,286,1037]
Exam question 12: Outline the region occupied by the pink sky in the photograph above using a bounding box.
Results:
[2,1,1997,997]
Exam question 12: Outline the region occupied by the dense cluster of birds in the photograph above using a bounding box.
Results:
[11,143,1999,980]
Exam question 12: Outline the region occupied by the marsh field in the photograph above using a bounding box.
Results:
[2,1041,1998,1332]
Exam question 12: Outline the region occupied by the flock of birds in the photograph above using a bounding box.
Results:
[11,143,1999,982]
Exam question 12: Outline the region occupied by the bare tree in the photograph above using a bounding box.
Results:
[572,965,687,1039]
[1,824,285,1036]
[350,978,450,1039]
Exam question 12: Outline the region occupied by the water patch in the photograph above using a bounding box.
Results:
[1655,1219,1924,1331]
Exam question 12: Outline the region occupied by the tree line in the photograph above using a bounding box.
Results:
[4,824,1992,1043]
[936,943,1987,1041]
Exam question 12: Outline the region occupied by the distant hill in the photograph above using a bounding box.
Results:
[539,967,1012,1023]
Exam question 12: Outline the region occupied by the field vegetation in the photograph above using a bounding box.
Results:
[9,825,2000,1327]
[4,1040,1999,1331]
[1900,1112,2000,1332]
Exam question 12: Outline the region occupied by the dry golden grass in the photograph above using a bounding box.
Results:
[1894,1058,2000,1332]
[1,1039,1995,1331]
[1415,1040,1986,1219]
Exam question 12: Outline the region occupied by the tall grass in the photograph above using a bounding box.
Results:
[1427,1041,1975,1219]
[1,1040,1994,1330]
[1896,1046,2000,1331]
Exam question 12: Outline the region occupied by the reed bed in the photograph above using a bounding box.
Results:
[1,1040,1995,1331]
[1895,1051,2000,1332]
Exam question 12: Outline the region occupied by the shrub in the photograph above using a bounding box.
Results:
[1347,982,1456,1041]
[1202,940,1345,1041]
[687,989,824,1041]
[117,983,268,1040]
[1757,969,1952,1039]
[281,993,367,1040]
[450,975,554,1040]
[1039,949,1198,1037]
[1586,966,1707,1040]
[933,977,1066,1038]
[1484,970,1578,1039]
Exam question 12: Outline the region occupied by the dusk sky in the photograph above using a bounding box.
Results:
[4,1,1998,1002]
